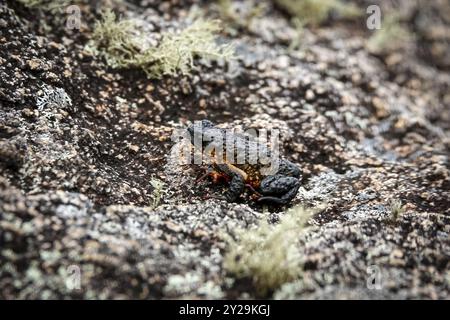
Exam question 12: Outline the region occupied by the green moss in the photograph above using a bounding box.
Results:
[367,14,411,54]
[274,0,361,26]
[223,205,316,295]
[87,10,234,78]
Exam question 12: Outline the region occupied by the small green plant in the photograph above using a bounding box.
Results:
[274,0,361,26]
[389,199,405,223]
[367,14,411,54]
[87,10,234,78]
[150,178,165,209]
[223,205,316,295]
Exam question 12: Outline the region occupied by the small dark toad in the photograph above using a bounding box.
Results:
[187,120,301,204]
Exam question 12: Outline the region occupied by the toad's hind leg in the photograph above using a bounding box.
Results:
[277,159,302,178]
[257,175,300,205]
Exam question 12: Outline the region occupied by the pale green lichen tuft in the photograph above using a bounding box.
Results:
[367,14,412,54]
[150,178,165,209]
[87,9,142,69]
[216,0,266,32]
[137,18,234,78]
[275,0,361,26]
[288,18,305,51]
[17,0,71,11]
[223,205,317,295]
[87,10,234,78]
[389,199,405,223]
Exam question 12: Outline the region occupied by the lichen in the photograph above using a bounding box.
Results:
[87,10,234,78]
[223,205,317,295]
[17,0,71,12]
[150,178,165,209]
[139,19,234,78]
[86,9,142,69]
[288,18,305,51]
[389,199,405,223]
[216,0,266,32]
[36,84,72,112]
[367,14,411,54]
[274,0,361,26]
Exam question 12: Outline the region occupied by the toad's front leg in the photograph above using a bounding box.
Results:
[215,164,245,202]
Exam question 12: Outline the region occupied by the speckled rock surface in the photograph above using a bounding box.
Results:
[1,0,449,299]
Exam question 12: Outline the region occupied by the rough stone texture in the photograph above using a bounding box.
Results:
[0,0,449,299]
